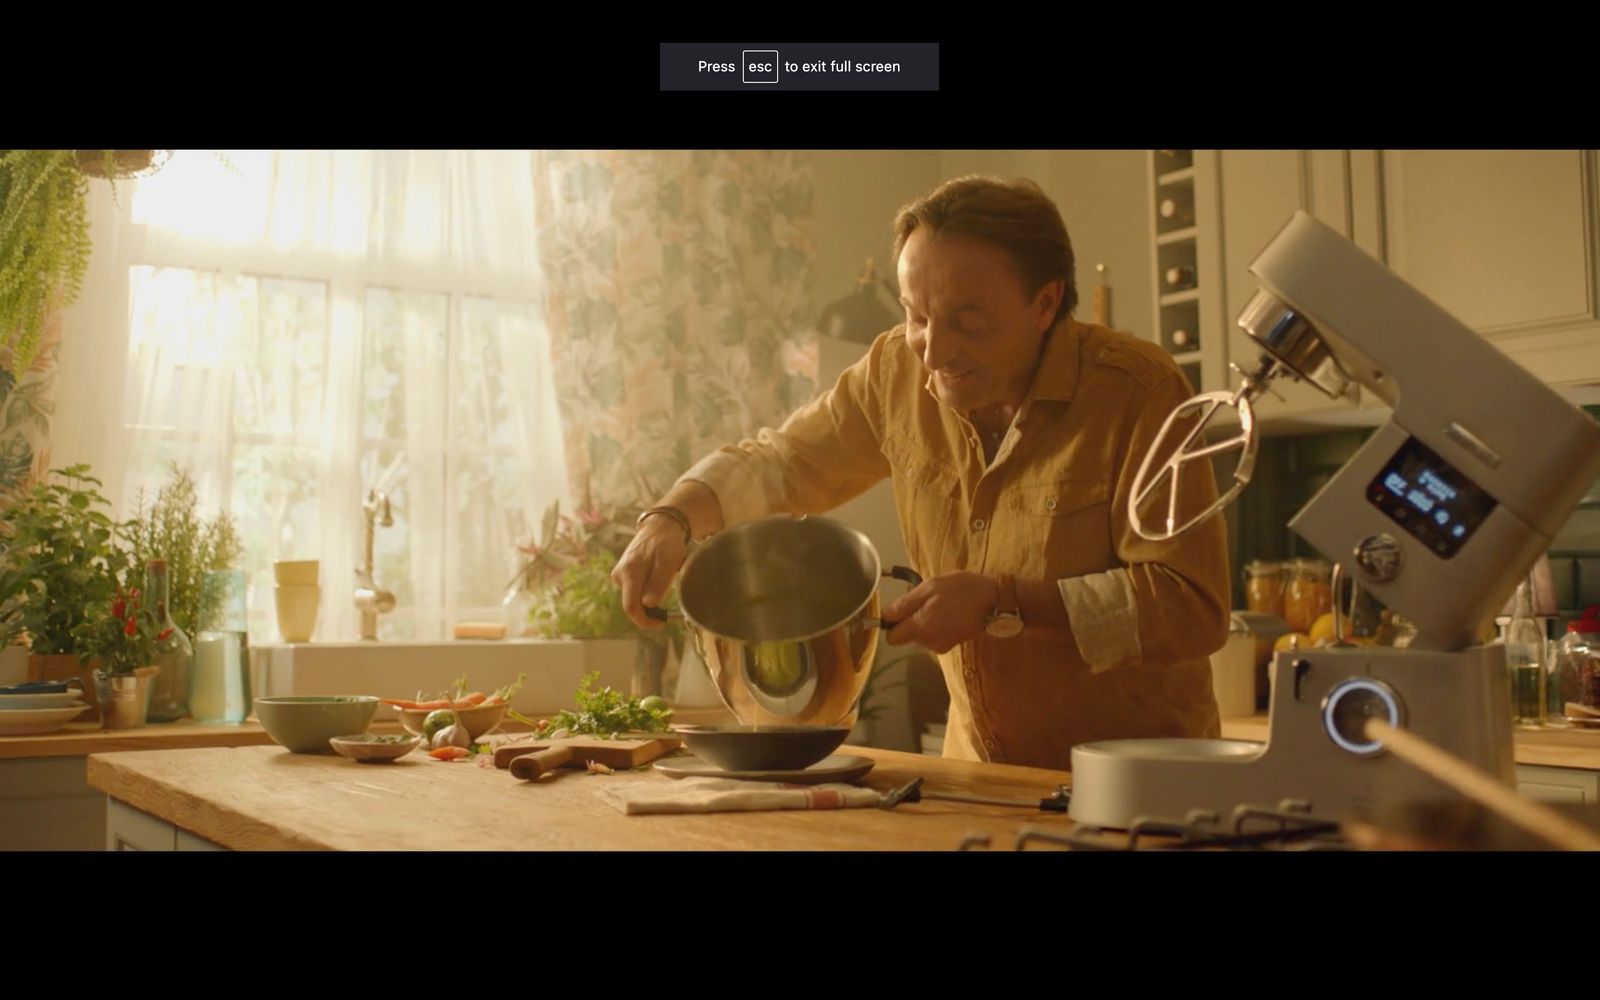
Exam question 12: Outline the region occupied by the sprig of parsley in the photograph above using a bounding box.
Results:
[508,671,672,739]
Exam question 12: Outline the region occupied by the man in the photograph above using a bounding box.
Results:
[613,175,1231,770]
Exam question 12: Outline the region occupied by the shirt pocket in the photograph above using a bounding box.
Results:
[882,433,961,575]
[999,479,1114,578]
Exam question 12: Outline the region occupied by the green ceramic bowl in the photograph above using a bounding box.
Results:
[256,696,380,754]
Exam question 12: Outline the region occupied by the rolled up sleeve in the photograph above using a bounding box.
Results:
[1056,371,1232,673]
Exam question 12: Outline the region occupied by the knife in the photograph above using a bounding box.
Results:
[878,777,1070,812]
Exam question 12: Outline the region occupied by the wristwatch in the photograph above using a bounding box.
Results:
[985,573,1024,638]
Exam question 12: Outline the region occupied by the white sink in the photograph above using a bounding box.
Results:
[249,638,640,721]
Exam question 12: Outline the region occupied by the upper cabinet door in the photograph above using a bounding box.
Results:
[1380,150,1597,338]
[1377,151,1600,387]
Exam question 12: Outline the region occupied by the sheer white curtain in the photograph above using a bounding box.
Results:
[56,150,569,641]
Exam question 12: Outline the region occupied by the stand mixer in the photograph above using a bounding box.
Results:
[1067,210,1600,830]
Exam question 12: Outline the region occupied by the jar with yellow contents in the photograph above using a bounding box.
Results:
[1283,558,1333,635]
[1242,560,1285,618]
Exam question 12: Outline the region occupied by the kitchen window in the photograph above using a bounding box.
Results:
[109,151,566,641]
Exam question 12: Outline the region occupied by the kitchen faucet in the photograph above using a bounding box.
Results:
[355,489,396,640]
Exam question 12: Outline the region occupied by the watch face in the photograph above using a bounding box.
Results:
[986,614,1023,638]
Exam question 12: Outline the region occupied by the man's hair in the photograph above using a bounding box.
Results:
[892,175,1077,324]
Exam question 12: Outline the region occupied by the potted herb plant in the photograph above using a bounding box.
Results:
[529,549,686,700]
[0,465,128,720]
[125,463,242,722]
[519,490,686,699]
[70,568,167,728]
[128,463,243,639]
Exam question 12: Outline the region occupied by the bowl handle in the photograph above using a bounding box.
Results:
[874,566,923,630]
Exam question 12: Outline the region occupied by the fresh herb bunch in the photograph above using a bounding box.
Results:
[509,671,672,739]
[128,463,243,636]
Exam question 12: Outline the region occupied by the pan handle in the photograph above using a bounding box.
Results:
[643,605,704,660]
[874,565,923,630]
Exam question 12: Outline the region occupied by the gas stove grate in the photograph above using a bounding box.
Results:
[956,799,1354,851]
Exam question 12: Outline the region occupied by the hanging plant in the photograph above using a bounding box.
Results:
[0,150,169,375]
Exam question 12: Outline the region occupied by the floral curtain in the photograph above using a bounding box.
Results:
[531,150,820,507]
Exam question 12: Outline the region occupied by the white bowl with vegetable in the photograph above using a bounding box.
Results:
[328,733,422,763]
[395,702,508,742]
[383,674,522,749]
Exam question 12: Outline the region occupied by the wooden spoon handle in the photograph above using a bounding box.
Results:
[511,746,575,780]
[1364,719,1600,851]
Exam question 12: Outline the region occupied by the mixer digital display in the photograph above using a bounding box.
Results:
[1366,437,1496,558]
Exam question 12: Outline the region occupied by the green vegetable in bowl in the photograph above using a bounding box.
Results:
[423,709,455,741]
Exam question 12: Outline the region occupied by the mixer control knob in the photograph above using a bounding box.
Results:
[1353,533,1402,582]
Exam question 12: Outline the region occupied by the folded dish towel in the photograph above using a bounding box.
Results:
[596,777,881,815]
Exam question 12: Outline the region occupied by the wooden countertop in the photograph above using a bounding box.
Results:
[0,706,740,762]
[0,720,279,760]
[80,715,1600,851]
[1220,715,1600,770]
[86,743,1076,851]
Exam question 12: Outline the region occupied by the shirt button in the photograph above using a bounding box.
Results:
[963,667,976,679]
[971,517,986,531]
[1045,497,1058,511]
[983,737,997,750]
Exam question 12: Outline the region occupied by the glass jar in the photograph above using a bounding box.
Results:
[1503,582,1546,727]
[1282,558,1333,634]
[144,559,195,724]
[1549,605,1600,725]
[500,563,538,639]
[1243,560,1285,618]
[191,569,251,725]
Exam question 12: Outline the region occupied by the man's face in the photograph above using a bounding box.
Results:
[897,228,1062,414]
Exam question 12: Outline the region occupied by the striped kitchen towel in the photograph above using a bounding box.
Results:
[596,777,881,815]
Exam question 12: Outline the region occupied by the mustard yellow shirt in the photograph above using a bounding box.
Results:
[679,317,1232,770]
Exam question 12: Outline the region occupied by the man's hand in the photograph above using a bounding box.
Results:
[612,516,690,630]
[881,572,998,654]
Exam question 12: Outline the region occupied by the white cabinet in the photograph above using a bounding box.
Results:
[1377,149,1600,387]
[106,797,227,851]
[1210,149,1600,427]
[107,797,177,851]
[1516,764,1600,804]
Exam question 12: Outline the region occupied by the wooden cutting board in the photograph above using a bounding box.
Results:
[495,734,682,780]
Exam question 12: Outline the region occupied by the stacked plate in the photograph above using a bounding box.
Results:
[0,681,93,736]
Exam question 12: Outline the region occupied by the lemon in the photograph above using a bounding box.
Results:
[1274,632,1311,654]
[1309,612,1337,646]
